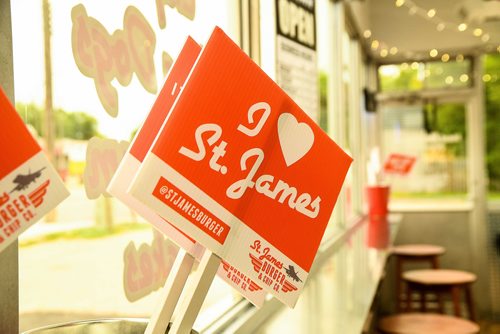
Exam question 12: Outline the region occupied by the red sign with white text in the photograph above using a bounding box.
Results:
[0,87,69,254]
[383,153,416,175]
[131,27,352,307]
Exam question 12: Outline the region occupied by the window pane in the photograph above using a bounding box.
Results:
[381,103,468,202]
[378,63,422,92]
[485,53,500,200]
[13,0,240,331]
[424,59,471,89]
[378,59,472,92]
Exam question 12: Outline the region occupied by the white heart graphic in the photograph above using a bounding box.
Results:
[277,113,315,167]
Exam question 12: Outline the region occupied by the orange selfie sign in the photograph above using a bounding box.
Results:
[0,87,69,254]
[131,27,352,307]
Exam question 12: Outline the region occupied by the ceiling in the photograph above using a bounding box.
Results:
[347,0,500,63]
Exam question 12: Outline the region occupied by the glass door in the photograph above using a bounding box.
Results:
[379,99,470,208]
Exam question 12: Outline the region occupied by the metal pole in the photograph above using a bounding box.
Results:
[43,0,57,222]
[0,0,19,332]
[43,0,54,163]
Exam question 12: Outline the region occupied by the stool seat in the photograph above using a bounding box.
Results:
[403,269,477,286]
[379,313,480,334]
[391,244,446,257]
[402,269,477,320]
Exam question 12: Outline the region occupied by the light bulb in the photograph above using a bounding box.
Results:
[395,0,405,7]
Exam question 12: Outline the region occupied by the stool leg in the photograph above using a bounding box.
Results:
[406,283,413,312]
[451,286,462,318]
[465,285,476,322]
[437,291,444,313]
[431,256,439,269]
[421,289,427,312]
[396,257,403,312]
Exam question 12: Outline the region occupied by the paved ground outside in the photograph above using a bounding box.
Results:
[18,227,236,333]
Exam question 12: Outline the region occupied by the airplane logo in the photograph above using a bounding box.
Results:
[285,265,302,283]
[10,167,46,193]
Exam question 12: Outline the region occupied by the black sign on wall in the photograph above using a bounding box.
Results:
[275,0,317,50]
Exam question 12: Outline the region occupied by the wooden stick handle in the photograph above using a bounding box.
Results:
[169,250,221,334]
[145,249,195,334]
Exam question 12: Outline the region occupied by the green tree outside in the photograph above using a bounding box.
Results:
[16,102,99,140]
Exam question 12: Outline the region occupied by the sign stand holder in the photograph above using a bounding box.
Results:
[169,250,221,334]
[145,249,195,334]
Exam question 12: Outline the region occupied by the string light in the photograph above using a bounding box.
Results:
[445,76,454,84]
[460,74,469,83]
[363,0,495,62]
[411,62,419,70]
[483,74,491,82]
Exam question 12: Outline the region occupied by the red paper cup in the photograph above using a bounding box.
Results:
[366,185,390,217]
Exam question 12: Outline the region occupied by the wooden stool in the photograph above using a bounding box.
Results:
[391,244,445,311]
[403,269,477,321]
[379,313,480,334]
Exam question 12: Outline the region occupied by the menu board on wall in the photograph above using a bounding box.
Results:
[0,88,69,254]
[275,0,318,122]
